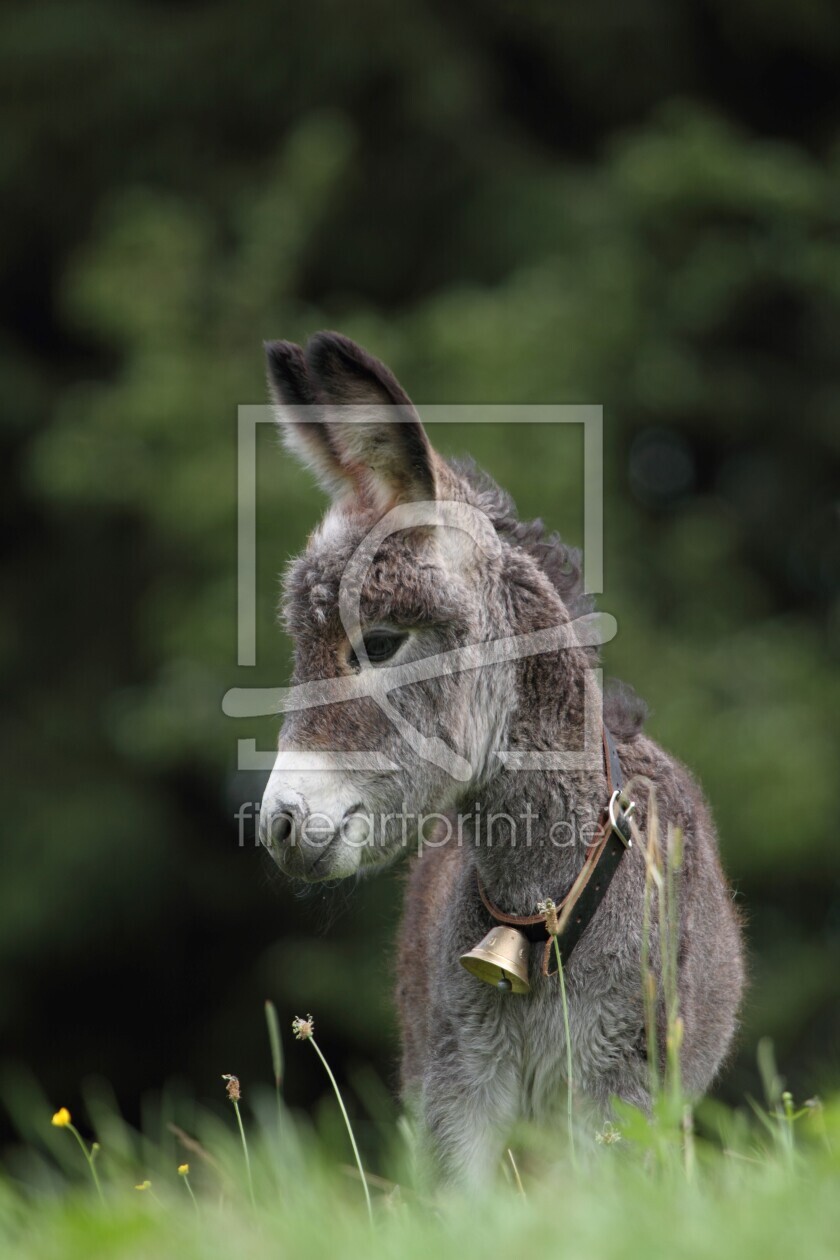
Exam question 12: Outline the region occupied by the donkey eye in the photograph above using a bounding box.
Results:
[356,631,408,665]
[366,631,408,663]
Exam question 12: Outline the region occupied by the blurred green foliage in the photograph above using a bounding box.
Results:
[1,0,838,1125]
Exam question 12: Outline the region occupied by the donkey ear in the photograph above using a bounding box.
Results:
[265,340,352,499]
[304,331,437,506]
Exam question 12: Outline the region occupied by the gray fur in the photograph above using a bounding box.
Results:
[261,332,746,1187]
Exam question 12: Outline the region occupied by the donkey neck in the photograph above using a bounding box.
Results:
[463,652,609,916]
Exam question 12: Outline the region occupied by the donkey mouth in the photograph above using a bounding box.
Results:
[292,804,368,882]
[308,838,341,879]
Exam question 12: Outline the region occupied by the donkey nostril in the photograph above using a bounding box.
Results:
[270,812,295,847]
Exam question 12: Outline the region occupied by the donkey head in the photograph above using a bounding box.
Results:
[259,332,589,882]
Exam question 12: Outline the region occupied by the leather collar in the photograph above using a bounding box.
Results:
[475,726,635,974]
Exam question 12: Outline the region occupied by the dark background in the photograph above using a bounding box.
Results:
[1,0,838,1142]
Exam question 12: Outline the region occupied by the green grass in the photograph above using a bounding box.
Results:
[1,1037,837,1260]
[2,821,835,1259]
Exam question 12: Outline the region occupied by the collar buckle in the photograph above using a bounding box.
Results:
[608,789,636,848]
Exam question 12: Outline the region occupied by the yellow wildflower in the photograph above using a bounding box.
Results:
[51,1107,71,1128]
[135,1180,152,1191]
[178,1163,189,1176]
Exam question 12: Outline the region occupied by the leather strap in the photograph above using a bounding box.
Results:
[475,726,633,976]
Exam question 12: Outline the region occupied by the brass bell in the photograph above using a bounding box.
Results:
[459,926,531,994]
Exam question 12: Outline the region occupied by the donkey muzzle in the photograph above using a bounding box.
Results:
[259,800,316,877]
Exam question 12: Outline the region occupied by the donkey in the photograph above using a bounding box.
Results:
[259,331,745,1186]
